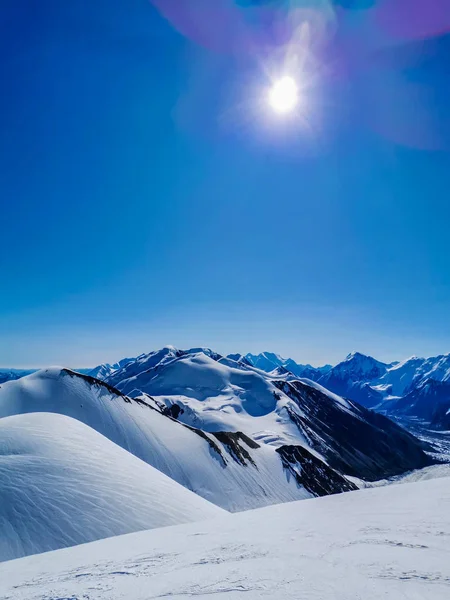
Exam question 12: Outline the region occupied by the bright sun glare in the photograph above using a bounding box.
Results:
[269,76,299,114]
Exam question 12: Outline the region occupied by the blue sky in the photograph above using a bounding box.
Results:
[1,1,450,368]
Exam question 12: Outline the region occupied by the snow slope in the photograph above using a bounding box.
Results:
[1,477,449,599]
[0,368,344,511]
[0,412,224,562]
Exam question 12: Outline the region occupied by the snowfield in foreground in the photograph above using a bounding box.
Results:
[1,477,449,600]
[0,412,224,562]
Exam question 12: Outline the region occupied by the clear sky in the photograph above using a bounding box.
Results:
[1,0,450,368]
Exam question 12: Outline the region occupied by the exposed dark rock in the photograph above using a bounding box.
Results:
[177,425,227,466]
[62,368,164,411]
[274,379,435,481]
[430,402,450,431]
[162,404,184,420]
[212,431,260,467]
[388,379,450,428]
[276,445,357,497]
[61,368,135,400]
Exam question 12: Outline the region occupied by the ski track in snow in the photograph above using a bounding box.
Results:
[1,477,449,600]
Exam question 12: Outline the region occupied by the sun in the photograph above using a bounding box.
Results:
[268,76,299,114]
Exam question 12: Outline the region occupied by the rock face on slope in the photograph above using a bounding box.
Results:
[311,352,390,408]
[430,402,450,430]
[274,380,433,480]
[382,378,450,430]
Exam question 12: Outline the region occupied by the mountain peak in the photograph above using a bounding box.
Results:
[345,351,376,362]
[337,352,387,372]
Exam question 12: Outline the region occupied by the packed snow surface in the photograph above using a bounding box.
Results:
[0,412,224,562]
[1,477,449,599]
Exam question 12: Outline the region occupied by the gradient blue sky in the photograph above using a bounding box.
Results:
[1,0,450,368]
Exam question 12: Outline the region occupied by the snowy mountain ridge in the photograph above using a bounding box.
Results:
[4,346,449,428]
[0,347,447,572]
[88,357,135,380]
[103,348,433,479]
[98,344,450,428]
[245,350,450,427]
[0,357,434,513]
[0,366,356,514]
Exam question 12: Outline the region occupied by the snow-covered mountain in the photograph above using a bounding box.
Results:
[0,368,36,384]
[2,476,448,599]
[0,411,223,562]
[294,351,450,426]
[382,378,450,427]
[245,351,286,372]
[314,352,390,407]
[88,357,135,380]
[406,353,450,386]
[106,346,223,390]
[430,400,450,431]
[97,348,450,426]
[332,351,390,380]
[245,351,331,378]
[106,349,432,481]
[0,367,92,384]
[366,354,450,400]
[0,367,355,511]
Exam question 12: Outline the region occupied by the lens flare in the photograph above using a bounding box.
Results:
[268,76,299,114]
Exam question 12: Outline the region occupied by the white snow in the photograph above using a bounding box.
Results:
[1,476,449,599]
[88,357,135,380]
[0,412,224,562]
[379,357,428,396]
[375,354,450,398]
[111,351,355,444]
[0,368,312,511]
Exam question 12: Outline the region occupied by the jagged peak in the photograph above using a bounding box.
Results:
[345,351,379,363]
[336,352,387,371]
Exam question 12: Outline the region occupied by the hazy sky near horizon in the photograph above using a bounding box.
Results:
[1,1,450,368]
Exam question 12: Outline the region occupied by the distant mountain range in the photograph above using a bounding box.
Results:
[2,348,450,429]
[100,347,432,480]
[0,368,36,384]
[243,351,450,429]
